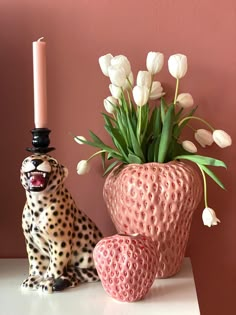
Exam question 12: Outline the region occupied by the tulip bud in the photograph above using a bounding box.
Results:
[132,85,149,107]
[98,53,113,76]
[109,84,122,99]
[104,96,118,114]
[149,81,164,100]
[202,207,220,227]
[213,130,232,148]
[182,140,197,153]
[168,54,188,79]
[146,52,164,74]
[136,71,152,88]
[108,65,127,87]
[74,136,87,144]
[194,129,213,148]
[77,160,91,175]
[176,93,194,108]
[110,55,131,76]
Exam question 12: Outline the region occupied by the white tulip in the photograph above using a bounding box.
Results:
[124,71,134,90]
[104,96,118,114]
[108,65,127,87]
[98,53,113,76]
[182,140,197,153]
[168,54,188,79]
[146,52,164,74]
[136,71,152,88]
[194,129,213,148]
[176,93,194,108]
[132,85,149,107]
[109,84,122,99]
[74,136,87,144]
[149,81,164,100]
[213,130,232,148]
[77,160,91,175]
[202,207,221,227]
[110,55,131,76]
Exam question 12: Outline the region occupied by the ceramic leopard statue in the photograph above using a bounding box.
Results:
[20,153,103,293]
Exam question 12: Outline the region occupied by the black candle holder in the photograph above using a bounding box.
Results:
[26,128,55,153]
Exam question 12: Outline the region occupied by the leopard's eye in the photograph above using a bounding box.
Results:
[48,158,58,166]
[22,158,29,165]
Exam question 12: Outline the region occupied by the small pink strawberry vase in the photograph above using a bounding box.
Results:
[93,233,158,302]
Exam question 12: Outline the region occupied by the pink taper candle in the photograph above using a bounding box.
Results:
[32,37,47,128]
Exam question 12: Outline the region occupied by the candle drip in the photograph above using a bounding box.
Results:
[37,37,45,42]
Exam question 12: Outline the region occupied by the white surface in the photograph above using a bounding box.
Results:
[0,258,200,315]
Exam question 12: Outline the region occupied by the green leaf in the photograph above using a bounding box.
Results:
[174,106,198,138]
[126,117,145,162]
[174,107,184,122]
[153,135,161,162]
[102,113,116,128]
[158,104,175,163]
[104,125,129,161]
[160,97,167,124]
[89,130,106,146]
[116,108,131,147]
[101,151,106,170]
[127,153,143,164]
[153,107,162,138]
[174,154,227,168]
[103,161,120,176]
[199,164,226,190]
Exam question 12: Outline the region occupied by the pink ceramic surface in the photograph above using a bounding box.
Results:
[103,161,202,278]
[93,234,158,302]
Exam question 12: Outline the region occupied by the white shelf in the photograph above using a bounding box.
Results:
[0,258,200,315]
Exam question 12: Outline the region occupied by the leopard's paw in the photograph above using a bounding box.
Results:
[21,275,43,291]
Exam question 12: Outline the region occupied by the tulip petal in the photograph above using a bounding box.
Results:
[132,85,149,107]
[146,52,164,74]
[182,140,197,153]
[202,207,220,227]
[98,53,113,76]
[213,130,232,148]
[176,93,194,108]
[110,55,131,76]
[168,54,188,79]
[108,65,127,87]
[194,129,213,147]
[77,160,91,175]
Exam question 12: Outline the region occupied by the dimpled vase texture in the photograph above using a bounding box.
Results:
[103,161,202,278]
[93,234,158,302]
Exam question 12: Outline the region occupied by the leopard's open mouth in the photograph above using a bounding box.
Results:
[26,171,50,192]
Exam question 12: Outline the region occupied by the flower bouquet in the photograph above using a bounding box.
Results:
[74,52,232,227]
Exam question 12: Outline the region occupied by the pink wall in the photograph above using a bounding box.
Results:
[0,1,235,314]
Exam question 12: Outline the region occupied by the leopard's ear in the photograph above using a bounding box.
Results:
[63,166,69,179]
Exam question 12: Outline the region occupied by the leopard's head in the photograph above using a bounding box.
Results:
[20,154,68,193]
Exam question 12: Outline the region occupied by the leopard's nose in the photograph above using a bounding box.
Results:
[32,159,43,167]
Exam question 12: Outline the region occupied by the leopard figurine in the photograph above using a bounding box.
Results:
[20,154,103,293]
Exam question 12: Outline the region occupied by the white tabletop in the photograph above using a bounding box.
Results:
[0,258,200,315]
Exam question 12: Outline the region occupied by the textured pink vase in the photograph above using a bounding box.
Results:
[93,234,158,302]
[103,161,202,278]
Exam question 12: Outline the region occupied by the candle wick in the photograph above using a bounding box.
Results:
[37,37,45,42]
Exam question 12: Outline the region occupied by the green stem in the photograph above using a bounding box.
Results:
[197,164,208,208]
[87,150,106,162]
[137,106,142,144]
[174,78,179,105]
[126,89,132,111]
[178,115,215,131]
